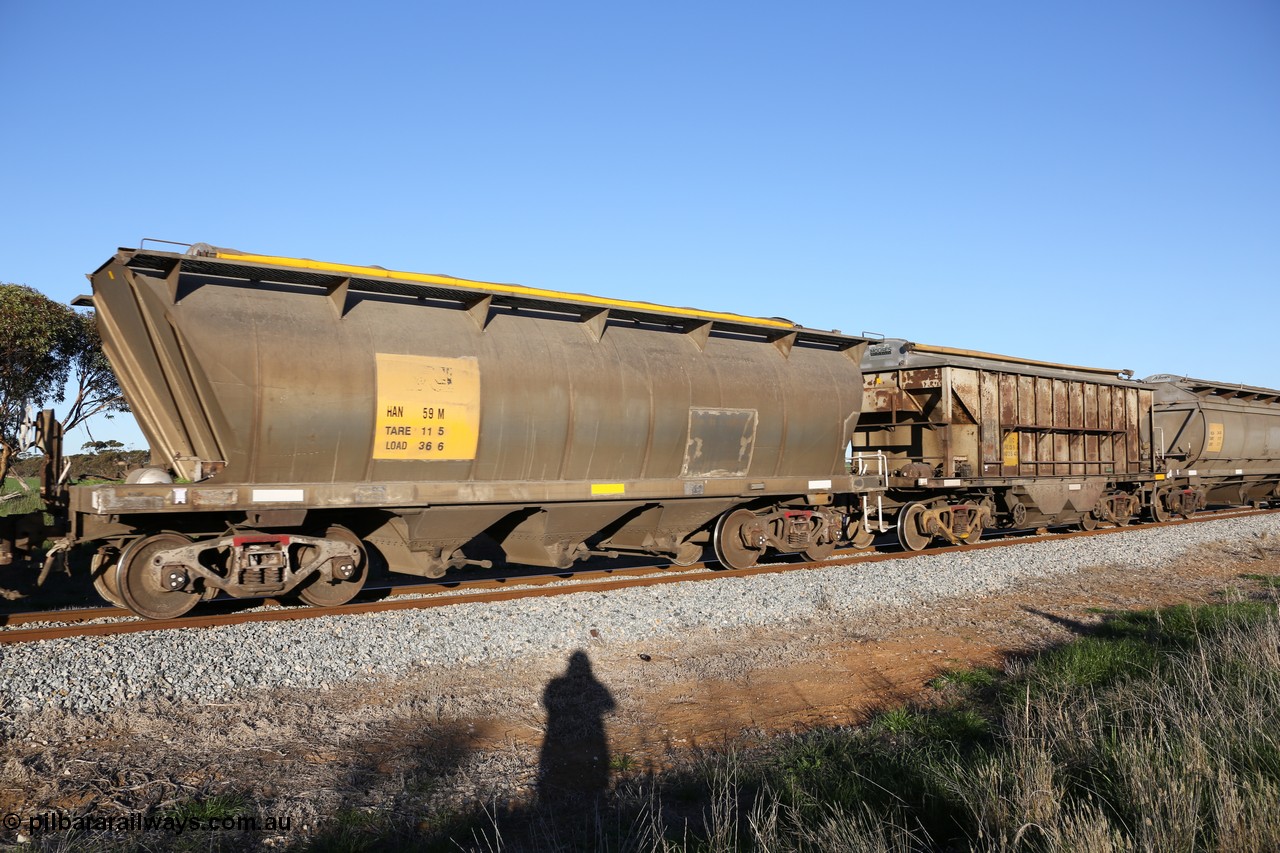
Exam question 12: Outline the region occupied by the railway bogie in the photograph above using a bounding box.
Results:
[710,500,850,568]
[83,523,367,618]
[895,497,994,551]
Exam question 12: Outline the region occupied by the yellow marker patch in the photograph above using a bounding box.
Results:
[374,354,480,460]
[1206,422,1224,453]
[1002,432,1020,467]
[590,483,626,496]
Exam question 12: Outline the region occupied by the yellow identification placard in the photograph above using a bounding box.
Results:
[1206,422,1224,453]
[1002,432,1020,467]
[373,354,480,460]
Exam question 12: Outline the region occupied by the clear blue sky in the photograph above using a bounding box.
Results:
[2,1,1277,452]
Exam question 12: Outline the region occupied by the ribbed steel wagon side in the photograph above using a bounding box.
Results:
[71,244,883,618]
[854,339,1163,549]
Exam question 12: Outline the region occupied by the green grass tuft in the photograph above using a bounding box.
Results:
[162,792,251,823]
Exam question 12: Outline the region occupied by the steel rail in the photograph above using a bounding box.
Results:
[0,563,674,629]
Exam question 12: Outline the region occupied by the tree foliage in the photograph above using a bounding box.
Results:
[0,283,127,489]
[61,310,127,435]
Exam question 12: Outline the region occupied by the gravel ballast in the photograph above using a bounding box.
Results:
[2,515,1277,725]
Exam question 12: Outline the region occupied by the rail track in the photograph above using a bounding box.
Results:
[1,507,1273,646]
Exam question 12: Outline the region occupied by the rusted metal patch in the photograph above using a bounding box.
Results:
[899,368,942,390]
[89,489,165,513]
[192,489,239,507]
[353,485,390,504]
[682,408,758,478]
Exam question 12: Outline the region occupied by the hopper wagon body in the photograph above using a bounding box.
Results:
[66,244,881,617]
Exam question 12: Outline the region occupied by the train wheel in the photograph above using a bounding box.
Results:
[959,524,984,546]
[90,547,125,608]
[1149,491,1170,523]
[297,526,368,607]
[897,502,932,552]
[1079,513,1098,531]
[670,541,703,567]
[802,538,836,561]
[116,533,200,620]
[92,570,125,608]
[849,521,876,550]
[713,509,764,570]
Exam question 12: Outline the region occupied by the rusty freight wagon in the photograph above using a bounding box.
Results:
[66,243,883,618]
[1147,375,1280,512]
[853,339,1164,549]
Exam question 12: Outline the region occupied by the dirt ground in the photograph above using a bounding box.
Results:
[3,534,1278,847]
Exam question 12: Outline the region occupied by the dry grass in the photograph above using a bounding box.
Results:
[624,595,1280,853]
[443,588,1280,852]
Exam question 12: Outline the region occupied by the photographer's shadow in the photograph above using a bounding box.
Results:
[536,650,617,806]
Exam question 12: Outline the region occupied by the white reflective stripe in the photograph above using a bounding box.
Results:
[251,489,305,503]
[1188,470,1198,476]
[173,488,188,504]
[943,479,960,487]
[1068,484,1082,491]
[808,479,832,490]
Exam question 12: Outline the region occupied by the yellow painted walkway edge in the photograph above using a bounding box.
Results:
[215,250,795,330]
